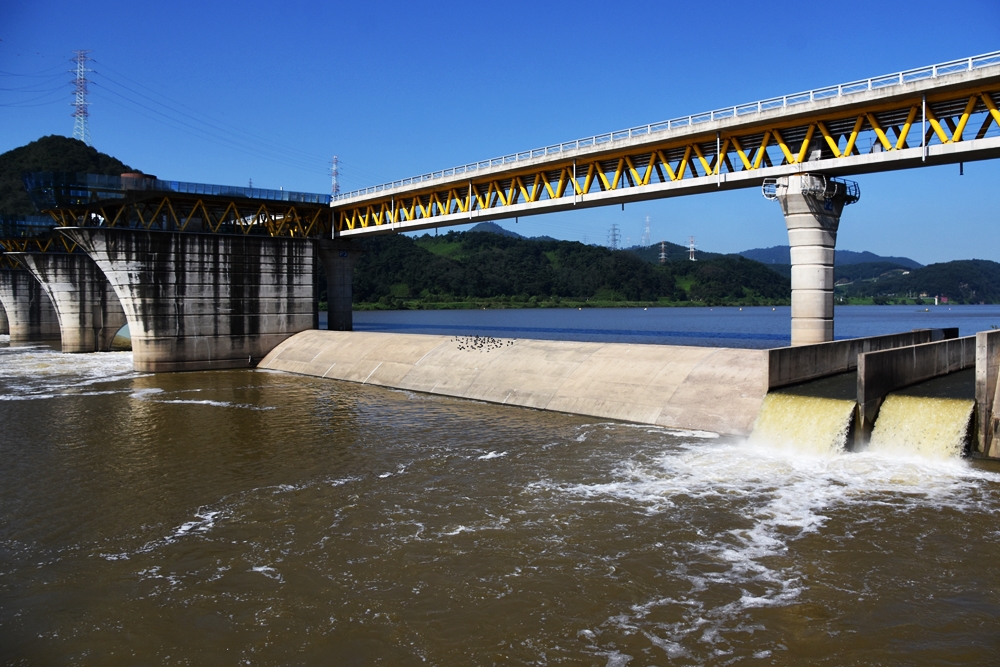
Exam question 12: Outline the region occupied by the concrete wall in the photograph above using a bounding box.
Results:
[0,301,7,335]
[976,330,1000,457]
[15,252,128,353]
[60,228,317,372]
[0,268,60,343]
[317,239,362,331]
[856,335,977,443]
[260,330,771,436]
[767,328,957,390]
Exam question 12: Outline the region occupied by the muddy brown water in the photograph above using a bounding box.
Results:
[2,343,1000,665]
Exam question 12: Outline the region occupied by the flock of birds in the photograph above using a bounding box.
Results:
[452,335,515,352]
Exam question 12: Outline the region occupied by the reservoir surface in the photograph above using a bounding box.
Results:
[3,306,1000,665]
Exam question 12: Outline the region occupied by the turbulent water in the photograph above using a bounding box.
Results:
[3,340,1000,665]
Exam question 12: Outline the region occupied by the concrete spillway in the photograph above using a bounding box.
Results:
[260,330,770,436]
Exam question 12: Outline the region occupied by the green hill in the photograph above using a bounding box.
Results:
[349,230,790,309]
[0,135,138,216]
[836,259,1000,304]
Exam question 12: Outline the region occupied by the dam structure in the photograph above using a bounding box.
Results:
[1,52,999,457]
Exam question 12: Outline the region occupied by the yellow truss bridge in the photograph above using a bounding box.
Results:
[332,51,1000,237]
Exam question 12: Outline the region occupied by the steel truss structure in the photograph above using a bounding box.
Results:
[43,197,332,238]
[333,84,1000,235]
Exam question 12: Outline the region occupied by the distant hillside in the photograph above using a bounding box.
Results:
[0,135,138,215]
[739,245,922,269]
[351,229,790,308]
[468,221,523,238]
[837,259,1000,303]
[625,242,722,264]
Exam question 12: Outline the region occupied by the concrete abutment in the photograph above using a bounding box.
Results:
[12,252,128,353]
[0,268,61,344]
[59,228,317,372]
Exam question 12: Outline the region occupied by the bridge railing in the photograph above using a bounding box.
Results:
[334,50,1000,202]
[23,172,331,210]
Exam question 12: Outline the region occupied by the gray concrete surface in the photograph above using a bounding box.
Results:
[768,328,957,389]
[0,301,7,335]
[60,228,318,372]
[260,330,771,436]
[0,268,60,343]
[976,330,1000,457]
[13,252,128,353]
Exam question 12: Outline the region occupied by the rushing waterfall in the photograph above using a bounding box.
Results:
[868,394,974,458]
[748,393,856,455]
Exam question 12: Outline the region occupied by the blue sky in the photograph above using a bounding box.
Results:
[2,1,998,264]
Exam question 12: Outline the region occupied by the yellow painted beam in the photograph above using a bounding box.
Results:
[951,94,979,142]
[795,125,816,163]
[895,106,918,150]
[866,113,893,150]
[752,131,771,170]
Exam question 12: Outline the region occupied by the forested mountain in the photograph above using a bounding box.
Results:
[836,259,1000,303]
[0,135,137,216]
[739,245,922,268]
[350,230,790,308]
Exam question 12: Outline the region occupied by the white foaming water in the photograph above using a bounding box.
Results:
[748,393,855,455]
[0,346,138,398]
[869,394,974,458]
[540,433,1000,653]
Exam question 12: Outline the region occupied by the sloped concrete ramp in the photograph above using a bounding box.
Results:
[260,330,770,436]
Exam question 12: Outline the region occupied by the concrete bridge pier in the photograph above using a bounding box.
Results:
[767,173,859,346]
[12,252,128,353]
[0,268,61,344]
[59,228,318,372]
[0,302,8,335]
[318,239,362,331]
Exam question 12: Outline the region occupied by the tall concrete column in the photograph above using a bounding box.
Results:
[59,228,318,372]
[13,252,128,353]
[0,301,8,335]
[317,239,362,331]
[0,268,61,344]
[766,174,859,346]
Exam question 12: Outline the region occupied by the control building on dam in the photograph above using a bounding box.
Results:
[3,50,1000,458]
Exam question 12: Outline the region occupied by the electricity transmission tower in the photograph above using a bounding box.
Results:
[70,50,93,146]
[330,156,340,196]
[607,224,621,250]
[659,240,667,264]
[641,214,651,247]
[688,236,697,261]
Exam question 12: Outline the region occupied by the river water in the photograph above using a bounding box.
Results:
[3,307,1000,665]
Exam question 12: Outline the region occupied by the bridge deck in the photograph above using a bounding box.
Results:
[332,51,1000,237]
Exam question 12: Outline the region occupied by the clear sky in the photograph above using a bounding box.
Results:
[2,1,998,265]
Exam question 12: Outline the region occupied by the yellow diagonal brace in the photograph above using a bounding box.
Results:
[655,150,677,181]
[924,106,951,144]
[555,168,570,197]
[895,106,918,149]
[951,94,979,142]
[609,158,625,190]
[729,137,753,170]
[692,145,712,177]
[623,156,643,185]
[772,129,795,165]
[752,131,772,170]
[639,152,657,185]
[981,92,1000,128]
[815,122,842,158]
[675,146,691,180]
[866,113,893,151]
[843,116,865,156]
[542,171,557,199]
[713,138,731,174]
[795,125,816,163]
[577,163,596,194]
